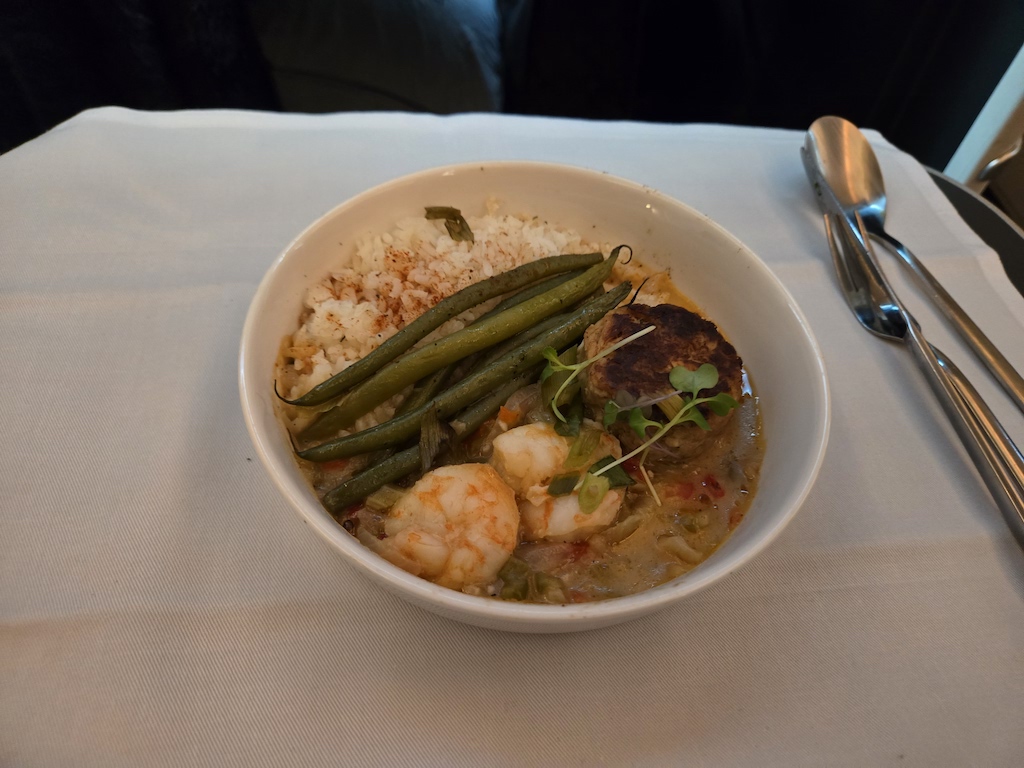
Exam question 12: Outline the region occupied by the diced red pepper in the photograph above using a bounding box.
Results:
[622,457,644,482]
[702,474,725,499]
[567,541,589,562]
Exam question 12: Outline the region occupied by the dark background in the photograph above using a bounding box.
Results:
[2,0,1022,171]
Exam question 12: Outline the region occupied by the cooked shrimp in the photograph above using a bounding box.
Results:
[490,422,625,542]
[378,464,519,591]
[520,483,626,542]
[490,422,571,493]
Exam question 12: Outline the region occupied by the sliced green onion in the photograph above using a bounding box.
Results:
[564,427,601,471]
[364,484,406,511]
[498,557,530,600]
[578,473,610,514]
[547,472,580,496]
[535,572,568,604]
[423,205,462,219]
[680,512,710,533]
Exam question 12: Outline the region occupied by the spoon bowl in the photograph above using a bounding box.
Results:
[805,116,888,226]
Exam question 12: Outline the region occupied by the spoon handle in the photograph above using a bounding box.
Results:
[875,230,1024,416]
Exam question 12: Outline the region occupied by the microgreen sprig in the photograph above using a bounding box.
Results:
[540,324,656,422]
[594,362,739,480]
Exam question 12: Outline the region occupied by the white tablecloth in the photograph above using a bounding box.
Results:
[3,108,1023,767]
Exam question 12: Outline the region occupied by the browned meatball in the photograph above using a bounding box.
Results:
[581,303,743,459]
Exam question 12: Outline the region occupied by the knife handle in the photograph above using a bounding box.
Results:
[901,319,1024,546]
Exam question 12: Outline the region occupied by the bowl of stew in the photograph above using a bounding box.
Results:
[239,161,830,632]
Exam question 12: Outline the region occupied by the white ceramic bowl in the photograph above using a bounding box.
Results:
[240,161,830,633]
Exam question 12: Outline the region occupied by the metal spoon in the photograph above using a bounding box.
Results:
[807,115,1024,416]
[823,205,1024,547]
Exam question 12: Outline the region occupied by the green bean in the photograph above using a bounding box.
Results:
[394,366,451,417]
[448,366,542,437]
[358,365,452,468]
[322,368,541,512]
[323,446,421,514]
[425,207,474,242]
[468,294,596,374]
[447,278,594,385]
[476,268,589,321]
[408,270,588,391]
[300,252,621,440]
[343,276,579,461]
[298,282,631,462]
[280,252,603,407]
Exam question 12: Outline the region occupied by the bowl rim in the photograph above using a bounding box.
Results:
[239,159,831,628]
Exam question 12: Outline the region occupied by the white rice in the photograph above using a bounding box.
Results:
[280,209,605,433]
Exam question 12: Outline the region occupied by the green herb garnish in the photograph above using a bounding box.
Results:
[553,393,584,437]
[540,347,579,409]
[628,407,662,439]
[540,324,656,422]
[594,362,739,480]
[603,399,623,428]
[587,455,634,488]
